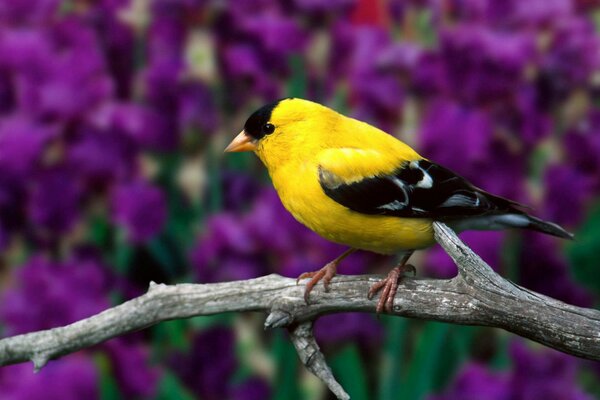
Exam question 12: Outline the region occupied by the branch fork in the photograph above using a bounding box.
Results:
[0,223,598,399]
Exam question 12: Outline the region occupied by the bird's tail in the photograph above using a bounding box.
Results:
[523,214,574,239]
[448,213,574,239]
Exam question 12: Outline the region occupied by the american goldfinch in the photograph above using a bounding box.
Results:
[225,98,572,313]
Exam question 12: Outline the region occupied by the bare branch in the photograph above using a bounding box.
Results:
[0,222,598,399]
[288,322,350,400]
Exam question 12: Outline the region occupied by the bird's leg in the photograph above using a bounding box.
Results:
[367,251,416,313]
[297,248,357,304]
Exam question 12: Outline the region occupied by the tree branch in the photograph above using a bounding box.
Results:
[0,222,598,399]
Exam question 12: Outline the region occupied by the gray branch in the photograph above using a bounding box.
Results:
[0,222,599,399]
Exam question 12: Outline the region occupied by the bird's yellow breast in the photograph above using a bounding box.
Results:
[270,161,435,255]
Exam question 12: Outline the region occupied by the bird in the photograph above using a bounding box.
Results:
[225,98,573,313]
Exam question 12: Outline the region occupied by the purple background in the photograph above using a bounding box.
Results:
[0,0,599,398]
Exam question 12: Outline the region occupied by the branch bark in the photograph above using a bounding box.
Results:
[0,222,598,399]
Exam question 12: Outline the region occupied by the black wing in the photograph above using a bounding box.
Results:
[318,159,524,220]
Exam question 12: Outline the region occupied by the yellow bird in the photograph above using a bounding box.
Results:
[225,98,572,313]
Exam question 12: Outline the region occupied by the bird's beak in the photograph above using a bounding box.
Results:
[224,130,257,152]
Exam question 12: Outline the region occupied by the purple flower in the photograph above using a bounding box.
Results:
[0,115,55,178]
[219,43,279,102]
[347,27,406,130]
[519,233,593,307]
[438,25,534,104]
[419,98,528,201]
[67,126,137,187]
[220,171,261,211]
[0,0,61,26]
[420,99,493,168]
[191,188,380,283]
[23,19,114,119]
[103,339,160,398]
[314,313,383,348]
[0,174,26,242]
[510,340,593,400]
[430,362,509,400]
[433,339,593,400]
[563,112,600,193]
[294,0,356,14]
[541,17,600,95]
[0,254,111,335]
[424,231,505,278]
[111,181,167,244]
[178,82,219,135]
[231,377,271,400]
[0,356,99,400]
[241,13,307,58]
[169,326,237,400]
[542,164,594,226]
[191,213,268,283]
[214,7,307,104]
[510,0,574,26]
[28,167,82,235]
[87,102,167,150]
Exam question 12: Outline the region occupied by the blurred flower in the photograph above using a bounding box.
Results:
[191,213,268,283]
[348,27,406,130]
[0,174,26,246]
[28,167,82,236]
[103,339,160,398]
[543,164,594,226]
[192,188,379,283]
[432,339,593,400]
[88,102,167,151]
[0,115,55,178]
[439,25,534,105]
[540,17,600,99]
[420,99,493,168]
[214,6,308,104]
[510,340,592,399]
[563,111,600,192]
[419,98,528,201]
[429,362,509,400]
[0,250,160,397]
[294,0,356,20]
[519,233,593,307]
[314,313,383,348]
[111,180,167,244]
[0,355,99,400]
[424,231,505,278]
[67,126,136,187]
[178,81,219,135]
[220,170,261,211]
[231,377,271,400]
[169,326,237,399]
[0,254,111,335]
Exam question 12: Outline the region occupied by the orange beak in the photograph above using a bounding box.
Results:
[224,130,257,152]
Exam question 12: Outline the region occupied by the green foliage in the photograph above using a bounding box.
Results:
[568,202,600,297]
[271,331,301,400]
[330,344,369,399]
[155,371,196,400]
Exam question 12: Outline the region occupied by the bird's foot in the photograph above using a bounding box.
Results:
[296,261,338,304]
[367,264,416,313]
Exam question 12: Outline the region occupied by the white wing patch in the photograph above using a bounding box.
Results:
[410,160,433,189]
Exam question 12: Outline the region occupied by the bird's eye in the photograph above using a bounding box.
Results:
[262,123,275,135]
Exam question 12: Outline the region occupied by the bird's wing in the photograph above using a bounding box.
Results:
[317,148,523,219]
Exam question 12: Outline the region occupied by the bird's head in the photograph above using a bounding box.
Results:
[225,98,338,170]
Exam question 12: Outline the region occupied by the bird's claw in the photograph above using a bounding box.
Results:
[368,263,416,313]
[296,261,337,304]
